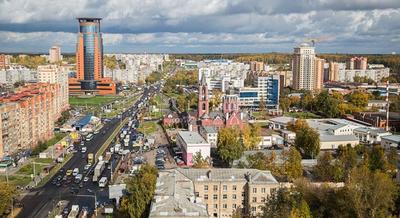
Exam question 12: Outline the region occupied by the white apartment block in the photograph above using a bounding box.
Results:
[0,65,36,84]
[338,67,390,82]
[292,43,316,90]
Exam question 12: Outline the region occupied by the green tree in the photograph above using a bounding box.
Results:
[290,200,312,218]
[283,147,303,181]
[262,188,309,218]
[217,127,244,166]
[279,96,291,113]
[347,166,397,218]
[192,151,209,168]
[295,126,320,158]
[119,164,158,218]
[348,91,370,108]
[315,91,340,117]
[314,152,343,182]
[0,183,17,216]
[369,144,387,171]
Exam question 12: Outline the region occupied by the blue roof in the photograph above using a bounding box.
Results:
[75,115,92,127]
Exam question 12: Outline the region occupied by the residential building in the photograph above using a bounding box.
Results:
[238,75,280,109]
[176,131,210,166]
[314,58,325,90]
[347,57,367,70]
[338,67,390,83]
[0,54,11,70]
[199,126,218,147]
[69,18,116,95]
[366,100,388,110]
[328,62,340,82]
[292,43,315,90]
[0,65,36,84]
[49,46,62,63]
[250,61,264,71]
[177,168,280,217]
[0,83,63,158]
[37,65,69,112]
[149,169,209,218]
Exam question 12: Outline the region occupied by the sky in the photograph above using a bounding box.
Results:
[0,0,399,54]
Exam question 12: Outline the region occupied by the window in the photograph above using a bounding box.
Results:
[204,185,208,191]
[214,204,218,209]
[223,185,227,191]
[253,188,257,193]
[223,204,227,209]
[233,204,237,209]
[223,194,227,199]
[213,194,218,200]
[232,185,237,191]
[251,207,256,212]
[242,192,245,197]
[232,194,237,199]
[204,194,208,200]
[195,192,199,197]
[252,197,257,202]
[213,185,218,191]
[261,188,266,193]
[261,197,266,202]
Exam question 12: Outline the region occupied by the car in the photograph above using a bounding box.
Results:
[84,164,91,171]
[56,182,62,187]
[79,183,84,188]
[156,165,165,170]
[72,168,79,176]
[62,207,69,215]
[80,141,85,146]
[81,147,87,153]
[66,170,73,176]
[83,176,89,182]
[52,179,57,185]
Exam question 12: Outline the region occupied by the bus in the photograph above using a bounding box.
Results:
[99,177,108,188]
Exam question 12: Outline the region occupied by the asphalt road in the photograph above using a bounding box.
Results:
[18,84,161,218]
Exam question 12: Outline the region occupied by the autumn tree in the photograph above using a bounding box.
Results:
[209,90,222,110]
[279,96,291,113]
[192,151,209,168]
[348,91,370,108]
[262,188,311,218]
[217,127,244,166]
[259,96,266,112]
[287,119,308,133]
[119,164,158,218]
[295,126,320,158]
[241,124,261,150]
[282,147,303,181]
[0,183,17,216]
[346,166,397,218]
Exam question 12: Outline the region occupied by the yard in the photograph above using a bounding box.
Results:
[17,158,54,176]
[286,111,321,119]
[137,121,158,135]
[69,96,120,106]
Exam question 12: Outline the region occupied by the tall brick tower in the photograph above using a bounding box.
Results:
[198,73,209,118]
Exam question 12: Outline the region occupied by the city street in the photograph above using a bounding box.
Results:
[17,85,160,218]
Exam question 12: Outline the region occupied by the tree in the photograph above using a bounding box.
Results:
[279,96,291,113]
[287,119,308,133]
[259,96,266,112]
[294,126,320,158]
[209,90,222,110]
[314,152,342,182]
[217,127,244,166]
[336,144,357,179]
[290,200,311,218]
[282,147,303,181]
[119,164,158,218]
[241,124,261,150]
[0,183,17,216]
[262,188,310,218]
[347,166,397,218]
[348,91,370,108]
[315,91,340,118]
[192,151,209,168]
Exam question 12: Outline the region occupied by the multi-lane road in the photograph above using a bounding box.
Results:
[18,84,161,218]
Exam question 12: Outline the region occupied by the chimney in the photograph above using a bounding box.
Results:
[207,170,212,179]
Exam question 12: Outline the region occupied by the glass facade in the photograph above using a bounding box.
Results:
[78,18,103,91]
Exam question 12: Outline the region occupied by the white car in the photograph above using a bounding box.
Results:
[81,147,87,153]
[83,176,89,182]
[84,164,91,171]
[72,168,79,176]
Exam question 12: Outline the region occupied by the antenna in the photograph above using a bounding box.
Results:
[386,81,390,131]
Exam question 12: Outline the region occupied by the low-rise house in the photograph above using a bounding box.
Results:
[258,128,284,149]
[381,135,400,149]
[176,131,210,166]
[320,135,359,150]
[367,100,388,110]
[353,127,392,144]
[199,126,218,148]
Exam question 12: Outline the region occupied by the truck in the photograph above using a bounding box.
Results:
[104,152,112,164]
[87,153,94,165]
[68,205,79,218]
[92,161,105,182]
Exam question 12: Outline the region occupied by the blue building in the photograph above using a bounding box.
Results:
[238,75,280,109]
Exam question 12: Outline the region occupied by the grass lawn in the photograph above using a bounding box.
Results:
[137,121,158,135]
[17,158,54,176]
[286,111,321,119]
[69,96,119,106]
[0,175,32,186]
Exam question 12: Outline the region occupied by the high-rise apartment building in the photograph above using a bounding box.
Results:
[314,58,325,90]
[37,65,69,113]
[347,57,367,70]
[49,46,62,63]
[0,83,63,158]
[292,43,316,90]
[68,18,116,95]
[250,61,264,71]
[0,54,10,70]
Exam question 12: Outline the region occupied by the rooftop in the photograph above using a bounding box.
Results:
[381,134,400,142]
[201,126,218,134]
[178,131,208,145]
[269,116,295,124]
[320,134,359,142]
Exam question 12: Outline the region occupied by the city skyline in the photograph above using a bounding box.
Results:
[0,0,399,54]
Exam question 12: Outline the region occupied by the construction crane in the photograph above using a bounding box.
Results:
[305,36,334,47]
